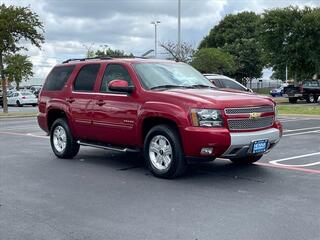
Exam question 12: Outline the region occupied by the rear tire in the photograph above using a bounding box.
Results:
[144,124,187,179]
[306,94,316,103]
[288,98,297,104]
[50,118,80,159]
[230,155,263,165]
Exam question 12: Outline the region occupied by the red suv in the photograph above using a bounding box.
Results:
[38,57,282,178]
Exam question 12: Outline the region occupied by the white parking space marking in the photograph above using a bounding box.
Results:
[279,118,320,123]
[269,152,320,167]
[284,126,320,133]
[283,130,320,137]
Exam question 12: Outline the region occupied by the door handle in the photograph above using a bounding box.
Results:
[66,97,75,103]
[96,100,105,106]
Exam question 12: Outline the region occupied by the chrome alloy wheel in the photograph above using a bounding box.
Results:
[149,135,173,171]
[53,126,67,153]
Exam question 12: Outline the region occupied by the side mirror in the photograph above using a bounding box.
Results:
[108,79,134,93]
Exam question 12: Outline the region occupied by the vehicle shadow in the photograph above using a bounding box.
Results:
[73,147,271,183]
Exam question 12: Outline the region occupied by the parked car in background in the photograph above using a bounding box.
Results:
[283,79,320,103]
[30,85,42,98]
[7,91,38,107]
[0,93,3,108]
[269,83,289,97]
[204,74,253,93]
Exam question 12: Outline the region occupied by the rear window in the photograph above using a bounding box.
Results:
[43,65,75,91]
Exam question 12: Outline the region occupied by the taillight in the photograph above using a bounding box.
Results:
[22,96,26,99]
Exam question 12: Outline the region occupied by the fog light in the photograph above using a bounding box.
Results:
[200,147,213,155]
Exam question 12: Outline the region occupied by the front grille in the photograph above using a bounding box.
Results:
[228,116,274,130]
[225,106,274,115]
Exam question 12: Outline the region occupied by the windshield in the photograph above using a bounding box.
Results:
[133,62,215,90]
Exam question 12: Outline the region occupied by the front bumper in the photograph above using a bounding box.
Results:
[221,128,280,159]
[181,125,281,161]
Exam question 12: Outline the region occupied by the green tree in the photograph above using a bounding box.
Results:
[0,4,44,113]
[260,6,320,81]
[4,54,33,90]
[199,12,264,81]
[93,47,133,58]
[191,48,235,75]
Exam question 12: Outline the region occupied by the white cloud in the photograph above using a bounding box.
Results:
[2,0,320,79]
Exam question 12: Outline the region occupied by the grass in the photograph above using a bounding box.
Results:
[278,105,320,116]
[0,111,38,118]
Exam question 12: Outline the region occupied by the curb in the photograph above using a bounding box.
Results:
[0,113,38,119]
[279,114,320,118]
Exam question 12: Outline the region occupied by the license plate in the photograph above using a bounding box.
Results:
[252,140,268,154]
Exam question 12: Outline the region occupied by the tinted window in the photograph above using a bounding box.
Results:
[100,64,132,93]
[73,64,100,92]
[222,79,246,91]
[303,80,319,87]
[43,65,75,91]
[211,79,223,88]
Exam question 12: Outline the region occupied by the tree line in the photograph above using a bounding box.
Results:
[194,6,320,83]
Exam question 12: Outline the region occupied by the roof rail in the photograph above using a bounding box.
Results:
[62,56,113,64]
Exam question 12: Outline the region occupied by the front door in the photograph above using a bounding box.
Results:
[92,63,140,146]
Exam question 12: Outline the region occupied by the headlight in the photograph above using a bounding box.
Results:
[190,109,223,127]
[274,104,278,120]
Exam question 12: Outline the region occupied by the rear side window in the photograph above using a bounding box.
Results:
[222,79,246,91]
[73,64,100,92]
[43,65,75,91]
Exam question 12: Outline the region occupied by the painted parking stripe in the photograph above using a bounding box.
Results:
[284,126,320,133]
[256,162,320,174]
[269,152,320,167]
[283,130,320,137]
[0,131,48,139]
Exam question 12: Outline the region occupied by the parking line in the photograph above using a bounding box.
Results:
[256,162,320,174]
[284,126,320,133]
[269,152,320,167]
[0,131,48,139]
[283,130,320,137]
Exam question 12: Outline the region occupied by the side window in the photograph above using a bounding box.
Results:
[73,64,100,92]
[100,64,132,93]
[222,79,246,91]
[43,65,75,91]
[211,79,223,88]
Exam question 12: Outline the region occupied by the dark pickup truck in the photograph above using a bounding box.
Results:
[283,79,320,103]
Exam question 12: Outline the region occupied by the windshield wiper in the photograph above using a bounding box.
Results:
[188,84,216,89]
[150,85,188,90]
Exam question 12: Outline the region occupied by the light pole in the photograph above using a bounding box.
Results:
[178,0,181,58]
[151,21,161,58]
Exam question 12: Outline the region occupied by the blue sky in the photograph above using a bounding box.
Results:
[2,0,320,80]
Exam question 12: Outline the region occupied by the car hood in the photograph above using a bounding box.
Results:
[158,89,274,108]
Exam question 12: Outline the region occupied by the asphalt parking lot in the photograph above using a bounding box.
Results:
[0,116,319,240]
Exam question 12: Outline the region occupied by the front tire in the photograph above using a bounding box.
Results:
[50,118,80,159]
[16,100,22,107]
[144,124,187,179]
[230,155,263,165]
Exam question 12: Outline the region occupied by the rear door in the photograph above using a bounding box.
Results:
[91,63,140,146]
[68,63,102,140]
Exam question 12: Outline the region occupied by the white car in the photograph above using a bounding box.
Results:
[7,91,38,107]
[204,74,253,93]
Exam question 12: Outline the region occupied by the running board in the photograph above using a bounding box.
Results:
[77,140,140,153]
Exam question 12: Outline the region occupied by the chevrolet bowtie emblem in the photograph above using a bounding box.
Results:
[249,112,262,119]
